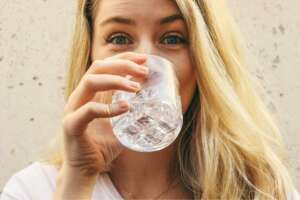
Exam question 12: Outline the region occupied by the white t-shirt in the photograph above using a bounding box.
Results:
[1,162,300,200]
[1,162,123,200]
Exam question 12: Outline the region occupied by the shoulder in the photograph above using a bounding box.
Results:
[1,162,122,200]
[1,161,59,200]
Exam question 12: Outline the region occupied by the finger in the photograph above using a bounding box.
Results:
[67,74,141,112]
[106,51,148,65]
[63,101,129,137]
[87,59,149,78]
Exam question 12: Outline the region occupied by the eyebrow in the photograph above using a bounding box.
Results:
[100,14,184,26]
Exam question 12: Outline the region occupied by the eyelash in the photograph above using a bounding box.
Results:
[105,32,187,46]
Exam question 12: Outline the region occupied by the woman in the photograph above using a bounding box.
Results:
[1,0,299,199]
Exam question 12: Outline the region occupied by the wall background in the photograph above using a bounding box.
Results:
[0,0,299,194]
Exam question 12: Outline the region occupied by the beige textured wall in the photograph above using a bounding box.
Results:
[0,0,299,194]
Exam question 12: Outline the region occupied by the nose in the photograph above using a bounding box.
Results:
[134,37,157,56]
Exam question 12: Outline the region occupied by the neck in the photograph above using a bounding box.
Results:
[108,138,185,198]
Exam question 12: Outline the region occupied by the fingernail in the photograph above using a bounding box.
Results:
[118,101,129,111]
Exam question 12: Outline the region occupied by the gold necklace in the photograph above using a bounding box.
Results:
[115,176,179,200]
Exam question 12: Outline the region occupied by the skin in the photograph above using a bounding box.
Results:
[54,0,196,199]
[91,0,196,198]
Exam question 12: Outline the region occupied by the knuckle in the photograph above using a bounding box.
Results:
[112,51,135,60]
[113,51,133,59]
[89,60,103,72]
[62,115,73,134]
[113,59,134,73]
[116,77,128,87]
[106,75,119,85]
[103,104,113,116]
[85,102,99,115]
[82,75,95,90]
[123,51,135,57]
[122,59,135,68]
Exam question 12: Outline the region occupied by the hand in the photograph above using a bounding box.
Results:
[54,52,149,200]
[55,52,148,199]
[62,51,149,175]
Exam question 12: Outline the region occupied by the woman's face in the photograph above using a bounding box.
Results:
[91,0,196,113]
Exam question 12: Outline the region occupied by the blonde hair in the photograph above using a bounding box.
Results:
[44,0,295,199]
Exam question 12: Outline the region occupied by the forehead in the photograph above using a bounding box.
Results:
[95,0,180,22]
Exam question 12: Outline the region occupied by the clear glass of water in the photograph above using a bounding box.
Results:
[110,54,183,152]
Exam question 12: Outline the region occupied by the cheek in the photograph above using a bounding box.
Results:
[91,42,110,61]
[175,61,197,114]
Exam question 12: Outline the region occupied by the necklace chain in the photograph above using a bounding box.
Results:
[115,176,179,200]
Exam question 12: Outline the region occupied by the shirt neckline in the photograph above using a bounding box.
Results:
[98,172,124,199]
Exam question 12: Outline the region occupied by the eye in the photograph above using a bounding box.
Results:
[160,34,187,45]
[106,33,133,45]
